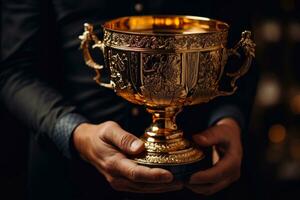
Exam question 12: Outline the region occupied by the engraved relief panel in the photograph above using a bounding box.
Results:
[128,52,140,93]
[140,53,187,106]
[107,49,130,90]
[190,49,224,102]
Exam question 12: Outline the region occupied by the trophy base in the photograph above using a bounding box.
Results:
[134,147,210,180]
[132,106,211,179]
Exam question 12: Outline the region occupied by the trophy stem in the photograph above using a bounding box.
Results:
[134,106,205,167]
[146,106,182,138]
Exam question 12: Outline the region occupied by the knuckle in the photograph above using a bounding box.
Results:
[101,121,118,132]
[128,167,138,181]
[104,120,118,127]
[104,158,117,174]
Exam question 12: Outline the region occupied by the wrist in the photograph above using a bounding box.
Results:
[72,123,94,159]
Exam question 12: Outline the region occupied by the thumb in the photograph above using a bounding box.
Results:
[192,125,228,147]
[101,121,145,154]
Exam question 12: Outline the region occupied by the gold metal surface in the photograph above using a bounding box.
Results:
[79,15,255,166]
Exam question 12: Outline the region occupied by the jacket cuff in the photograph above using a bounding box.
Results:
[208,104,245,131]
[52,113,89,159]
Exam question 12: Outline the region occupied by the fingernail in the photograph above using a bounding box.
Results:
[131,140,143,151]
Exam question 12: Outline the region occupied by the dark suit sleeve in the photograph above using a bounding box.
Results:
[207,53,258,132]
[0,0,87,158]
[207,0,259,131]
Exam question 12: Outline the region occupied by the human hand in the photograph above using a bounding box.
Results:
[73,121,183,193]
[185,118,243,195]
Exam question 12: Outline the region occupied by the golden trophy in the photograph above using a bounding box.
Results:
[79,15,255,178]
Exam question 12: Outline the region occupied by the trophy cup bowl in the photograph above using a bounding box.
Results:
[79,15,255,178]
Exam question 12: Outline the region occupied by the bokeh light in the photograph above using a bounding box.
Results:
[256,75,282,107]
[268,124,287,143]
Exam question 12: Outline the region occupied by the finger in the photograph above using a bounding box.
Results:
[185,180,231,195]
[189,152,240,184]
[192,125,230,147]
[110,178,184,193]
[97,167,181,193]
[216,118,241,136]
[105,156,174,183]
[100,121,144,154]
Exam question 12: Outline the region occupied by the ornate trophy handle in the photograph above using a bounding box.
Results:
[79,23,114,89]
[216,30,255,96]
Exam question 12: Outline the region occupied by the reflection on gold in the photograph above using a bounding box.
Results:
[151,126,159,132]
[106,15,229,34]
[268,124,287,143]
[290,94,300,114]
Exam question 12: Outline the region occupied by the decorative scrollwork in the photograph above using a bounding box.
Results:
[144,140,190,153]
[140,53,186,105]
[107,50,129,90]
[135,148,204,164]
[197,50,223,90]
[104,30,227,51]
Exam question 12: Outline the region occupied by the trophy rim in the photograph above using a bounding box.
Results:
[102,15,229,36]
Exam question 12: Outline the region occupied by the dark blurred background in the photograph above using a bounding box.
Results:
[1,0,300,199]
